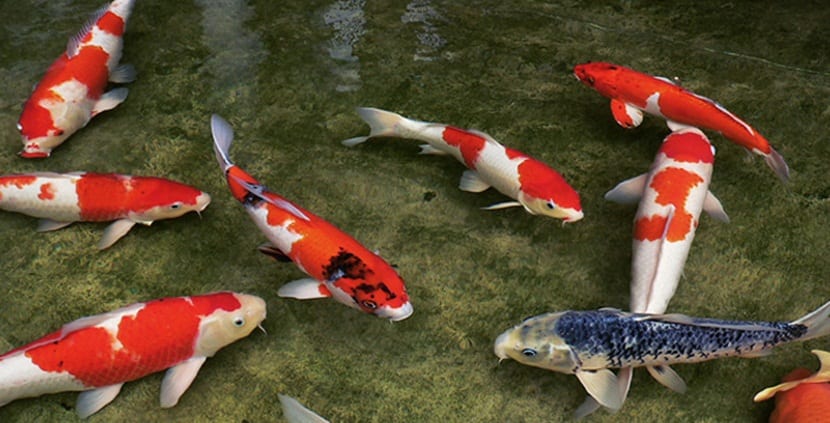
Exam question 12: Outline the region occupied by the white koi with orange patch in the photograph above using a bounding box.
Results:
[606,127,729,314]
[17,0,137,158]
[343,108,583,223]
[0,172,210,249]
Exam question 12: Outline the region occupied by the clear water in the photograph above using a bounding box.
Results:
[0,1,828,421]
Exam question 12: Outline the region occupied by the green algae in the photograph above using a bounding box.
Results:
[0,0,828,421]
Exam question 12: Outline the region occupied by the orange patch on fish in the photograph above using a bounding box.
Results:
[0,175,38,189]
[661,131,715,164]
[96,12,126,36]
[26,326,117,386]
[516,157,582,211]
[442,126,484,168]
[633,167,703,242]
[38,183,55,200]
[770,368,830,423]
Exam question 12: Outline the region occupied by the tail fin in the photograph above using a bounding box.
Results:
[211,114,235,171]
[278,394,330,423]
[754,349,830,402]
[342,107,404,147]
[765,146,790,183]
[792,300,830,341]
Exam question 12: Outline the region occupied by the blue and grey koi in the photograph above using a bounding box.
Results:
[494,302,830,415]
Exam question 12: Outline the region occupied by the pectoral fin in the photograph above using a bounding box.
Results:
[666,120,696,132]
[610,99,643,128]
[258,243,293,262]
[574,367,633,419]
[703,191,730,223]
[160,356,207,408]
[604,174,648,205]
[37,219,73,232]
[91,88,129,117]
[278,394,331,423]
[76,383,123,418]
[109,64,137,84]
[99,219,137,249]
[647,365,687,393]
[418,144,448,155]
[278,279,332,299]
[754,349,830,402]
[575,369,624,411]
[481,201,522,210]
[459,170,490,192]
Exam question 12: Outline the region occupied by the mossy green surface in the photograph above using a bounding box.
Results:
[0,1,828,421]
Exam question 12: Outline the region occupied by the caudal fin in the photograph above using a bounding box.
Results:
[765,146,790,183]
[210,114,235,171]
[792,300,830,341]
[342,107,404,147]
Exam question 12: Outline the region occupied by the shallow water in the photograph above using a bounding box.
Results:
[0,1,829,421]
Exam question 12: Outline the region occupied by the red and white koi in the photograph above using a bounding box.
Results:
[0,172,211,249]
[0,292,266,418]
[606,127,729,314]
[17,0,137,158]
[574,62,789,182]
[755,350,830,423]
[343,108,583,223]
[571,128,730,418]
[210,115,413,321]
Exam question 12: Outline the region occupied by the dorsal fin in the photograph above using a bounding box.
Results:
[66,5,109,58]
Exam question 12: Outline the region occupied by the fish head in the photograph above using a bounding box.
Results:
[325,254,413,321]
[494,312,577,374]
[518,191,583,223]
[195,293,267,356]
[128,178,211,222]
[18,95,90,158]
[573,62,623,97]
[515,159,583,223]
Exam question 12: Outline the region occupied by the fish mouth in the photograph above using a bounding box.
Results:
[494,330,512,361]
[377,302,414,322]
[19,149,49,159]
[196,192,212,212]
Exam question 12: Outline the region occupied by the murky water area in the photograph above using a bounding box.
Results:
[0,1,829,421]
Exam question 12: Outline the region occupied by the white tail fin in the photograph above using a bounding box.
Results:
[765,146,790,183]
[342,107,405,147]
[792,300,830,341]
[210,114,235,171]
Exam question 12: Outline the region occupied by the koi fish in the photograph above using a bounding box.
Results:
[210,114,413,321]
[17,0,137,158]
[343,108,583,223]
[279,394,330,423]
[0,292,266,418]
[755,350,830,423]
[573,62,789,182]
[606,128,729,314]
[495,301,830,416]
[0,172,211,249]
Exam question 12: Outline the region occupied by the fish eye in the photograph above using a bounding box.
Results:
[232,317,245,327]
[170,203,182,210]
[521,348,537,358]
[546,202,556,210]
[55,130,64,136]
[16,123,22,132]
[361,300,377,310]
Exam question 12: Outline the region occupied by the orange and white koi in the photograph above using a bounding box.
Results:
[0,172,210,249]
[606,127,729,314]
[574,62,789,182]
[343,108,583,223]
[571,128,729,418]
[210,115,413,321]
[17,0,137,158]
[755,350,830,423]
[0,292,266,418]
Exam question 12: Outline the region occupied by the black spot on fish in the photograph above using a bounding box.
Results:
[322,249,372,281]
